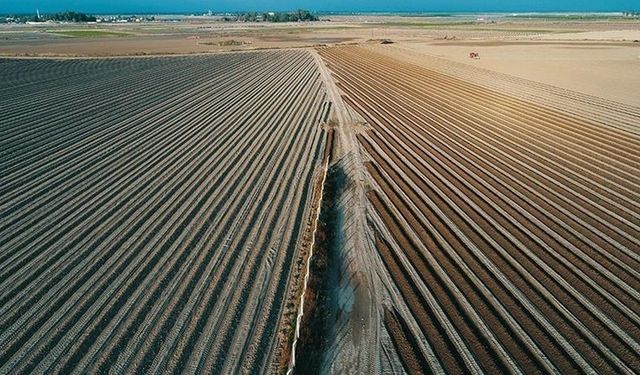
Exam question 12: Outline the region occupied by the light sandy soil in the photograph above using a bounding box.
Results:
[536,29,640,41]
[400,40,640,107]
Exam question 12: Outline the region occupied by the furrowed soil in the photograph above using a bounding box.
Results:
[317,44,640,374]
[3,17,640,374]
[0,50,330,374]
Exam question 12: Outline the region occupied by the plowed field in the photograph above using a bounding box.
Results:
[319,45,640,374]
[0,51,329,374]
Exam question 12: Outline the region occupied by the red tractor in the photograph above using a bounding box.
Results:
[469,52,480,59]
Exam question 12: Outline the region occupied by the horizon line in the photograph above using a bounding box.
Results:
[2,9,638,15]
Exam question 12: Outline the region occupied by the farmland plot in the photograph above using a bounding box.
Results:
[0,51,329,374]
[319,46,640,374]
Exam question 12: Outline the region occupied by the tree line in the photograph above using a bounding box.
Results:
[4,11,96,23]
[228,10,318,23]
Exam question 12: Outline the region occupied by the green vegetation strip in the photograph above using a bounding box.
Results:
[48,30,131,38]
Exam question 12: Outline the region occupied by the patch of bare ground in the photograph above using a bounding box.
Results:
[376,41,640,108]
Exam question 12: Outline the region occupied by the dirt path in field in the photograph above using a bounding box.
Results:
[305,49,386,374]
